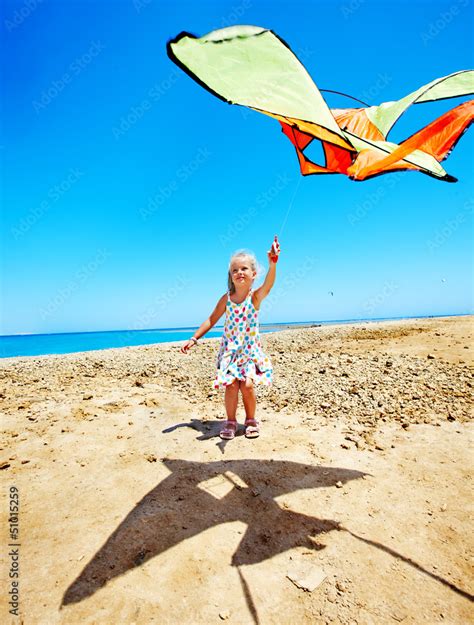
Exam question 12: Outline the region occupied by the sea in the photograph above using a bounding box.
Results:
[0,322,311,358]
[0,315,458,359]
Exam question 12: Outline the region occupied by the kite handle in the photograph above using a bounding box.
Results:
[270,235,280,263]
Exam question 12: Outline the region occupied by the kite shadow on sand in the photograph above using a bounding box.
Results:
[62,458,473,622]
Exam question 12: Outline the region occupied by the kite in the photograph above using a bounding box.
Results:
[167,25,474,182]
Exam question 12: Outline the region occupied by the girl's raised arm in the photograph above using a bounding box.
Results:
[180,293,227,353]
[253,236,281,309]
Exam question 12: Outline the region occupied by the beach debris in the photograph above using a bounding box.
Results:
[335,481,343,488]
[325,585,338,603]
[219,610,231,620]
[287,565,327,592]
[0,461,11,470]
[427,354,436,359]
[143,397,160,407]
[133,550,148,566]
[83,393,93,400]
[71,406,88,420]
[336,580,348,593]
[390,612,408,622]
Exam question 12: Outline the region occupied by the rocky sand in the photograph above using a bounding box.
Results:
[0,315,473,624]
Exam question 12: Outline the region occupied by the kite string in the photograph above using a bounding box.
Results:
[278,175,302,239]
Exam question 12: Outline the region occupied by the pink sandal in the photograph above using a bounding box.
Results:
[244,419,260,439]
[220,420,237,440]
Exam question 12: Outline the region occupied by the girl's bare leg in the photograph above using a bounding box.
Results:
[220,380,240,439]
[240,380,259,438]
[224,380,240,421]
[240,379,256,422]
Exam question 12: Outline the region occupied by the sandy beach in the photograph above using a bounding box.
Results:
[1,315,473,625]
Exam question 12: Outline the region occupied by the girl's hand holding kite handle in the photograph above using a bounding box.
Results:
[268,235,281,264]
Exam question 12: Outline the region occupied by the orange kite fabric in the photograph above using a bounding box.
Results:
[279,101,474,181]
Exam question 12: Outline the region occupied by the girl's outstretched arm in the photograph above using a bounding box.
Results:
[254,236,281,308]
[180,293,227,353]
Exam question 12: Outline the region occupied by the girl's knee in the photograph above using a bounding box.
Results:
[241,378,254,392]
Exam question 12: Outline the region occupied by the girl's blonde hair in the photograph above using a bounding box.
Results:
[227,249,259,294]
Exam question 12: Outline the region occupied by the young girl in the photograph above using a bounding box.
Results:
[181,237,281,440]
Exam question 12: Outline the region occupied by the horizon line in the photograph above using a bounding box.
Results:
[1,311,472,339]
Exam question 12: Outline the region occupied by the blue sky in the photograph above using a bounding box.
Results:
[1,0,473,335]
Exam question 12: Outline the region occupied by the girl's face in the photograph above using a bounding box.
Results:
[230,257,256,288]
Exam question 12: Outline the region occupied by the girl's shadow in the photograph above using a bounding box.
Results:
[162,418,225,440]
[162,418,251,452]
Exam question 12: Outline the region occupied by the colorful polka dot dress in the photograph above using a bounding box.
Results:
[214,289,273,389]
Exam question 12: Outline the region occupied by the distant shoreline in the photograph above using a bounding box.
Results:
[0,313,472,362]
[2,312,472,338]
